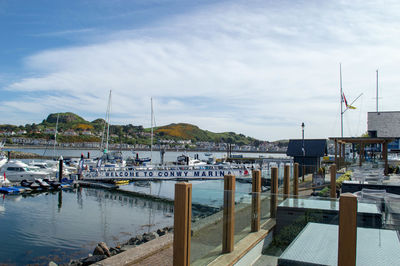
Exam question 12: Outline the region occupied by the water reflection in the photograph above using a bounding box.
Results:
[0,187,174,265]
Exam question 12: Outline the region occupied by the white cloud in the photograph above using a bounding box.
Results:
[2,0,400,140]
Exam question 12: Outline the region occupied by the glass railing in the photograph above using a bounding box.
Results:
[175,163,400,265]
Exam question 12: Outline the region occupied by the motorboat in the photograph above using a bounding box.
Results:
[28,160,75,177]
[0,153,7,169]
[0,160,50,182]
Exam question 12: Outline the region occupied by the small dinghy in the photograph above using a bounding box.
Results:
[43,179,61,189]
[35,179,51,189]
[0,186,21,194]
[21,180,40,189]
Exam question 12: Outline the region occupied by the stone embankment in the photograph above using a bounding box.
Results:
[6,151,51,159]
[65,226,173,266]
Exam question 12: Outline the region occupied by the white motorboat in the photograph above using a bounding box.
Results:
[0,160,50,182]
[28,161,74,177]
[0,153,7,169]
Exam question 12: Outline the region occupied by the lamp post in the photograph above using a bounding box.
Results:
[301,122,305,182]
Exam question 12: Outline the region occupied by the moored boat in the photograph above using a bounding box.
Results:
[0,160,50,182]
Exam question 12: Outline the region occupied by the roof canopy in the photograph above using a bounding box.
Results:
[329,137,395,144]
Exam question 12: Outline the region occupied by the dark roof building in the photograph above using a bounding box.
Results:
[286,139,327,158]
[286,139,327,176]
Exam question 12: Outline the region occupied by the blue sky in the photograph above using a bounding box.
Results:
[1,0,400,140]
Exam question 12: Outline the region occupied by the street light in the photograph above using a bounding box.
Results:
[301,122,305,182]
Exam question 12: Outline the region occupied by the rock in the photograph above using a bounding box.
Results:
[143,232,156,242]
[68,260,83,266]
[157,229,166,236]
[92,246,105,256]
[81,255,107,266]
[48,261,58,266]
[98,242,111,257]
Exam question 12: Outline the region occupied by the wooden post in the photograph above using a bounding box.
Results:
[330,164,337,198]
[338,193,357,266]
[334,139,338,166]
[59,156,63,182]
[173,182,192,266]
[270,167,278,218]
[223,174,235,253]
[251,170,261,232]
[293,163,299,196]
[339,142,342,169]
[283,164,290,199]
[360,143,364,167]
[383,141,388,175]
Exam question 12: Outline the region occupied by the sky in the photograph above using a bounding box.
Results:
[1,0,400,141]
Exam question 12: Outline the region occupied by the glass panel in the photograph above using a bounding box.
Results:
[190,185,224,266]
[233,191,253,244]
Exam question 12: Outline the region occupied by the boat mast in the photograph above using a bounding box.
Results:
[53,114,59,160]
[340,63,343,137]
[150,97,153,163]
[105,90,112,152]
[376,69,379,112]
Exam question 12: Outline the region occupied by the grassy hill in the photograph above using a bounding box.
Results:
[153,123,259,145]
[1,112,267,146]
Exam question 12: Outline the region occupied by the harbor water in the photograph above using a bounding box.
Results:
[0,188,174,265]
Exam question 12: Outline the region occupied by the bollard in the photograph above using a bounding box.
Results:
[7,151,10,161]
[293,163,299,196]
[330,164,337,198]
[173,182,192,266]
[302,165,305,182]
[283,165,290,199]
[59,156,63,182]
[270,167,278,218]
[223,174,235,253]
[251,170,261,232]
[338,193,357,266]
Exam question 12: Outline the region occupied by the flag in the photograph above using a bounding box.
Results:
[343,93,357,109]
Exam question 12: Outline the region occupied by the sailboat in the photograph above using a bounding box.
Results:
[81,97,252,180]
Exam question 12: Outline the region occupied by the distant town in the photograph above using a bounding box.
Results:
[0,112,289,153]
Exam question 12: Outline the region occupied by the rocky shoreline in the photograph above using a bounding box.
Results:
[65,226,174,266]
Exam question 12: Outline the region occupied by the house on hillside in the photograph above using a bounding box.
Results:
[63,129,78,136]
[286,139,327,176]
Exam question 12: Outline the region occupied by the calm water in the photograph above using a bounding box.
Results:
[0,188,174,265]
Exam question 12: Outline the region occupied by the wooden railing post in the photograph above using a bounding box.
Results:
[270,167,278,218]
[338,193,357,266]
[223,174,235,253]
[251,170,261,232]
[293,163,299,196]
[330,164,337,199]
[283,164,290,199]
[173,182,192,266]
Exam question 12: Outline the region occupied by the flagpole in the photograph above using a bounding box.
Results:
[340,63,343,137]
[376,69,379,112]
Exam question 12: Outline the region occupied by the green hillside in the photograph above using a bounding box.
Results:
[1,112,266,146]
[153,123,258,145]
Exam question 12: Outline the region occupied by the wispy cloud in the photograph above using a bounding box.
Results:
[29,28,95,37]
[2,0,400,140]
